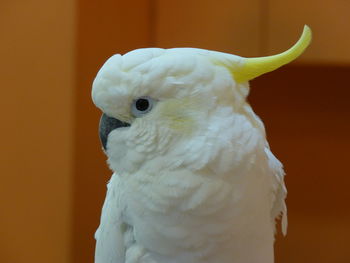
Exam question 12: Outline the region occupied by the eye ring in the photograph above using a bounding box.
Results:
[131,96,156,117]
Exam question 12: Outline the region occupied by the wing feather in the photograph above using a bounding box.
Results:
[265,147,288,235]
[95,174,126,263]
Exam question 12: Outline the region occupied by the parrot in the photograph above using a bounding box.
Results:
[92,26,312,263]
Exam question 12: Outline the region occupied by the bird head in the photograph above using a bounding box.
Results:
[92,26,311,175]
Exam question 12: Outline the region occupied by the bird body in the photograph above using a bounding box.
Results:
[92,26,311,263]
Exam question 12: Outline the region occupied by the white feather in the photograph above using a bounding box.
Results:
[93,47,287,263]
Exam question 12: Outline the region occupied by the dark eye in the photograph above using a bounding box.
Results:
[136,98,149,111]
[131,96,156,117]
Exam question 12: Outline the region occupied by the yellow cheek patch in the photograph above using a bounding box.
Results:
[156,98,199,134]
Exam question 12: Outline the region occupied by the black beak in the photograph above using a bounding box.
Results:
[99,113,130,150]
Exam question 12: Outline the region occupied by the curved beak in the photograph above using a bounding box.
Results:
[99,113,130,150]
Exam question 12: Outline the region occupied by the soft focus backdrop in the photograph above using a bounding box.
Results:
[1,0,349,263]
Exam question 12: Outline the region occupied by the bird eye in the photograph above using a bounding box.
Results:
[131,96,156,117]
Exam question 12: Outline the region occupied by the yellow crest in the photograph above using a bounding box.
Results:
[222,25,312,83]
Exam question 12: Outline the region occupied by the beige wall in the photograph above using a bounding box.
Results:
[156,0,350,64]
[155,0,262,56]
[268,0,350,64]
[73,1,152,262]
[0,0,75,262]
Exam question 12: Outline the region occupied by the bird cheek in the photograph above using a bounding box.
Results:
[167,117,194,134]
[157,101,195,135]
[106,129,149,174]
[105,130,129,172]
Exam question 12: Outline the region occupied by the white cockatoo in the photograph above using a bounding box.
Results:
[92,26,311,263]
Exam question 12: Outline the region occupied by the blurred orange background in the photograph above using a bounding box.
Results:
[1,0,349,263]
